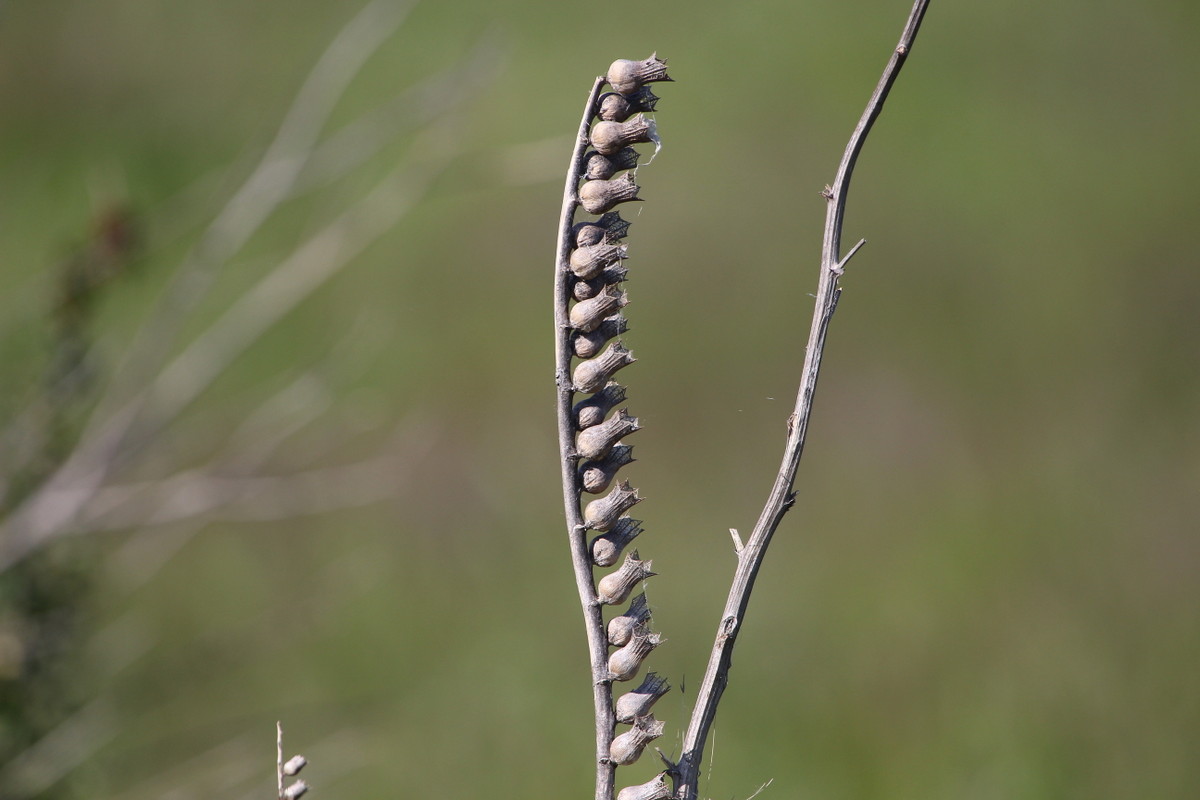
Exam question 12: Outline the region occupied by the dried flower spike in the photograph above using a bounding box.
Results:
[574,342,636,394]
[615,672,670,723]
[606,54,671,95]
[576,407,639,461]
[617,773,672,800]
[579,172,642,214]
[609,714,666,765]
[590,515,643,566]
[597,551,655,606]
[607,592,651,646]
[583,479,641,532]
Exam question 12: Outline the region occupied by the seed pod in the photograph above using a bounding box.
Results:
[590,515,642,566]
[282,755,307,776]
[574,342,635,394]
[617,773,672,800]
[597,551,655,606]
[579,172,642,214]
[609,714,665,766]
[590,116,656,158]
[576,407,639,461]
[616,672,670,723]
[573,277,603,302]
[598,87,660,122]
[607,592,651,646]
[570,242,628,280]
[583,479,641,532]
[573,316,630,360]
[584,147,641,180]
[573,211,631,247]
[570,284,628,333]
[606,54,672,95]
[283,781,309,800]
[574,383,627,429]
[580,443,635,494]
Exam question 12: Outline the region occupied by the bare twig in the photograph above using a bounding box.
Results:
[553,75,615,800]
[674,3,932,798]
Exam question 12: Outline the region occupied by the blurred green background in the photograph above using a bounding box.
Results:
[1,0,1197,798]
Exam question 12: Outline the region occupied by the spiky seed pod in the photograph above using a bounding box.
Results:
[608,624,662,681]
[617,773,672,800]
[570,284,628,333]
[584,147,642,180]
[597,551,655,606]
[607,592,651,646]
[574,342,636,394]
[590,116,657,158]
[580,443,635,494]
[579,172,642,214]
[590,515,643,566]
[573,211,631,247]
[573,316,630,360]
[583,479,641,532]
[574,383,627,429]
[570,242,628,280]
[609,714,665,766]
[598,87,660,122]
[577,407,639,461]
[615,672,670,723]
[606,54,672,95]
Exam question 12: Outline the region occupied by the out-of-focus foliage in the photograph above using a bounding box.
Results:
[0,1,1197,798]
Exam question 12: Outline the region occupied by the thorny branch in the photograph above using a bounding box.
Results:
[674,2,932,798]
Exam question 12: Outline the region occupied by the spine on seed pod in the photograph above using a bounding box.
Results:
[552,55,671,800]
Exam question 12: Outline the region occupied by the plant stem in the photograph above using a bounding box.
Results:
[673,2,931,797]
[553,76,616,800]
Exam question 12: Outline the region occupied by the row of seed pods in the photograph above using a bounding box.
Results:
[567,55,674,800]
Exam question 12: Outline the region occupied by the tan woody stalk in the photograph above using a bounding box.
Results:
[553,56,669,800]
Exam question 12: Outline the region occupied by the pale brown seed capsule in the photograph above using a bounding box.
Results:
[574,277,603,302]
[570,242,628,280]
[584,479,641,532]
[580,443,634,494]
[608,623,662,681]
[573,316,630,360]
[615,672,670,723]
[282,755,307,776]
[617,773,672,800]
[597,551,655,606]
[590,515,642,566]
[606,54,672,95]
[598,88,660,122]
[574,383,627,429]
[579,172,642,214]
[573,211,631,247]
[607,592,650,646]
[570,284,628,333]
[574,342,635,394]
[584,148,641,180]
[283,781,309,800]
[609,714,665,766]
[590,116,656,157]
[576,408,639,461]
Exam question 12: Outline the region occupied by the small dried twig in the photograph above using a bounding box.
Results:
[673,2,932,798]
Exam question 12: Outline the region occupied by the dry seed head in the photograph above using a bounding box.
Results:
[597,551,655,606]
[590,116,656,157]
[607,592,650,646]
[573,316,630,360]
[609,714,665,765]
[584,148,641,180]
[617,773,672,800]
[606,54,672,95]
[615,672,670,723]
[570,242,628,280]
[574,383,627,429]
[576,407,639,461]
[590,515,643,566]
[579,172,642,214]
[570,284,628,333]
[583,479,641,532]
[574,342,636,394]
[580,443,635,494]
